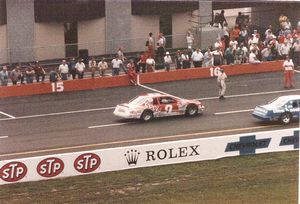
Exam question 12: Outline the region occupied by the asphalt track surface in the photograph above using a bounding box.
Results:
[1,71,300,160]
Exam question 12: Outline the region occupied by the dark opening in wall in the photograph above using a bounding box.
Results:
[34,0,105,23]
[0,0,6,25]
[132,0,198,15]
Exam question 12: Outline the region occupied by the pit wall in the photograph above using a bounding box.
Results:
[0,60,283,98]
[0,128,298,185]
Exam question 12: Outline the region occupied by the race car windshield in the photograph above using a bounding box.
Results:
[267,97,288,107]
[129,96,150,105]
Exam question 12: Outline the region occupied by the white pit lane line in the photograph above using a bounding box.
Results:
[0,111,15,119]
[214,109,254,115]
[0,136,8,139]
[88,122,134,129]
[0,107,115,121]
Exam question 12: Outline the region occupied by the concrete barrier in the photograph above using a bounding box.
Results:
[0,60,283,98]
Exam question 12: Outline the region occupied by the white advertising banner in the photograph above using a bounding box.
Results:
[0,128,299,185]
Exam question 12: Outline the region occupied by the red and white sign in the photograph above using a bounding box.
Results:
[37,157,64,178]
[0,161,27,182]
[74,153,101,173]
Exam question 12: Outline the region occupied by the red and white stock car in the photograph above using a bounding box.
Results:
[113,93,205,121]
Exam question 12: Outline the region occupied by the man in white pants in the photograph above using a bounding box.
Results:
[217,68,227,100]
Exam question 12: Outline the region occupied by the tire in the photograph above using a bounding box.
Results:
[185,104,198,116]
[141,110,154,122]
[279,112,292,125]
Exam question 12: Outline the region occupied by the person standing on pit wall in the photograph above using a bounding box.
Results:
[111,55,123,76]
[89,57,97,78]
[68,57,77,79]
[10,65,24,85]
[283,55,295,89]
[98,57,108,77]
[33,61,46,83]
[146,55,155,72]
[175,50,182,69]
[217,68,227,100]
[204,48,214,67]
[164,52,172,71]
[126,59,137,85]
[75,58,85,79]
[58,60,69,80]
[0,66,9,86]
[191,48,204,68]
[137,53,148,73]
[249,49,261,64]
[25,65,35,84]
[49,68,59,83]
[181,50,190,69]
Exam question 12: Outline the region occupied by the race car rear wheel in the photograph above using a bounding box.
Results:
[185,104,198,116]
[279,112,292,125]
[141,110,154,122]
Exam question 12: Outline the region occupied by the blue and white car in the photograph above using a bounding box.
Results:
[252,95,300,125]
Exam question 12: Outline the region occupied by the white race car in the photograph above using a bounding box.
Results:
[113,93,205,121]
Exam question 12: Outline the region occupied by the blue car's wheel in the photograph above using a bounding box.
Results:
[279,112,292,125]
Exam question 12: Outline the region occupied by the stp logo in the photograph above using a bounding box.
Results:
[37,157,64,178]
[74,153,101,173]
[0,161,27,182]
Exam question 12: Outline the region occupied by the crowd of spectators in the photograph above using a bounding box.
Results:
[1,11,300,86]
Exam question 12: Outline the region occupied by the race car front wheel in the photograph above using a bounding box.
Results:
[185,104,198,116]
[279,112,292,125]
[141,110,154,122]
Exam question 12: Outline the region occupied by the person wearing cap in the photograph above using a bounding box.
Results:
[191,48,204,68]
[217,68,227,100]
[0,66,9,86]
[164,51,172,71]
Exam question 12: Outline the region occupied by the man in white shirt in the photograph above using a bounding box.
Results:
[249,50,261,64]
[211,47,223,66]
[75,58,85,79]
[111,56,123,76]
[279,41,290,59]
[217,68,227,99]
[204,48,214,67]
[283,55,295,88]
[58,60,69,80]
[191,48,204,68]
[261,46,272,61]
[164,52,172,71]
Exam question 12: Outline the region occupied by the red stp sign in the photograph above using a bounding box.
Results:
[0,161,27,182]
[74,153,101,173]
[37,157,64,178]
